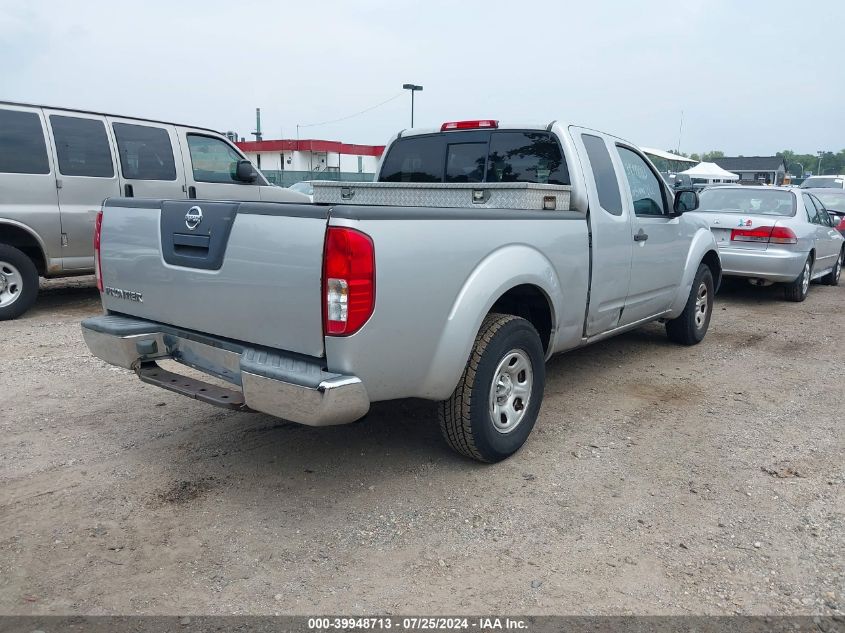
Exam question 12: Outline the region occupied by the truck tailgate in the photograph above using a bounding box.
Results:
[99,199,328,357]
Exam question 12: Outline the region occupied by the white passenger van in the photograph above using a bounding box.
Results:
[0,101,308,319]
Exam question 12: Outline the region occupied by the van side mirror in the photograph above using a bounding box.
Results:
[673,189,699,214]
[235,159,258,183]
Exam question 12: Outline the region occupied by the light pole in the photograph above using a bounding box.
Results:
[402,84,423,127]
[817,151,824,176]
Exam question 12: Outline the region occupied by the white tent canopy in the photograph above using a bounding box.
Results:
[677,162,739,181]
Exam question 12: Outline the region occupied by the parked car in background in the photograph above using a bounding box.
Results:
[0,101,309,320]
[690,186,843,301]
[799,175,845,189]
[804,189,845,237]
[82,119,720,463]
[288,181,314,200]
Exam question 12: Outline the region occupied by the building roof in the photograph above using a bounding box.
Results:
[237,139,385,157]
[713,156,786,171]
[641,147,698,164]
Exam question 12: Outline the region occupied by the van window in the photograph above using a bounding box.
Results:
[186,134,244,184]
[50,115,114,178]
[581,134,622,216]
[113,123,177,181]
[487,132,569,185]
[0,109,50,174]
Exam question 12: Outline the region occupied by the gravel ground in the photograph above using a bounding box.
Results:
[1,275,842,615]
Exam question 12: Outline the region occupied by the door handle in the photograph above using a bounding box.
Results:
[188,186,197,199]
[634,229,649,242]
[124,183,134,197]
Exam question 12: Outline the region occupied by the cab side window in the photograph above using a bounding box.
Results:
[113,123,177,181]
[187,134,246,184]
[616,146,667,216]
[581,133,622,216]
[50,115,114,178]
[0,109,50,174]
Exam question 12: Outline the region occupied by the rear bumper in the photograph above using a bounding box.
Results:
[81,314,369,426]
[717,246,807,283]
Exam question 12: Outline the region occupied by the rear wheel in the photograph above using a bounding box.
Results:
[665,263,714,345]
[438,313,545,463]
[0,244,39,321]
[784,256,812,302]
[822,249,842,286]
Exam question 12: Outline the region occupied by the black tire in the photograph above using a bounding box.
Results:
[438,313,545,463]
[822,249,843,286]
[665,263,714,345]
[784,256,812,302]
[0,244,39,321]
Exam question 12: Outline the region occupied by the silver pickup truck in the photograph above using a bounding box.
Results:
[82,121,721,462]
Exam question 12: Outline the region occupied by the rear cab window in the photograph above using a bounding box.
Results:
[380,129,569,186]
[0,108,50,174]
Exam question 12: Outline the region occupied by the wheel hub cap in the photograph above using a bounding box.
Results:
[0,261,23,308]
[489,349,533,434]
[694,282,708,328]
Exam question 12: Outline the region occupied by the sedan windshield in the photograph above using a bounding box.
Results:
[696,188,795,216]
[814,191,845,212]
[800,176,844,189]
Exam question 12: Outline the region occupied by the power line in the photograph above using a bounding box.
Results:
[297,92,404,130]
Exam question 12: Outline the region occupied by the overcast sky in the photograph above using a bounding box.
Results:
[2,0,842,155]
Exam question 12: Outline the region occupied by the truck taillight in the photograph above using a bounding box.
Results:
[440,119,498,131]
[94,210,103,292]
[730,225,797,245]
[322,227,375,336]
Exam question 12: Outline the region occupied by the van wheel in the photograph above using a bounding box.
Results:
[438,313,545,463]
[822,249,842,286]
[0,244,39,321]
[665,263,714,345]
[784,256,812,302]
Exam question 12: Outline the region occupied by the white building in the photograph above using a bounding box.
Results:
[236,138,384,180]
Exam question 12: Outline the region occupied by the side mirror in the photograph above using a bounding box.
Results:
[674,189,699,214]
[235,159,258,183]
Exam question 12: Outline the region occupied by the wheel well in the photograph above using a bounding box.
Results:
[489,284,553,354]
[0,224,46,276]
[701,250,722,292]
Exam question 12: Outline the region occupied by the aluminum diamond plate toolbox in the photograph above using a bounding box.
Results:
[312,181,571,211]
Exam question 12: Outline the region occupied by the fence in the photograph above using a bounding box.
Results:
[261,170,376,188]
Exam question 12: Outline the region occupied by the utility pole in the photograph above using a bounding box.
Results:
[402,84,423,127]
[676,110,684,155]
[817,151,824,175]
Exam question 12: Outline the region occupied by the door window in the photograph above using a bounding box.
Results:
[113,123,177,181]
[617,146,667,216]
[803,194,822,223]
[50,115,114,178]
[581,134,622,216]
[810,195,832,227]
[0,109,50,174]
[186,134,246,183]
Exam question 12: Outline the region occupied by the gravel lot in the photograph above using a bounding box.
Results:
[1,275,843,616]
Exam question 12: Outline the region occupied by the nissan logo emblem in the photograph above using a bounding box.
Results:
[185,206,203,231]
